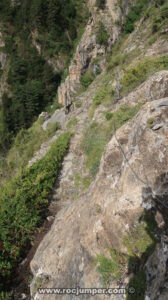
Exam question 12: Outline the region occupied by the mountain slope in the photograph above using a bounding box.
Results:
[0,0,168,299]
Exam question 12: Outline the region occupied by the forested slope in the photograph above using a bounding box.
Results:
[0,0,88,150]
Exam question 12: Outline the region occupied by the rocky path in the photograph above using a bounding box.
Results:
[51,74,104,210]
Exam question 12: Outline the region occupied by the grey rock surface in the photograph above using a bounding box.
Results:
[30,97,168,299]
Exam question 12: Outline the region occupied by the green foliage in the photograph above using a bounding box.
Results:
[0,132,71,291]
[123,223,156,258]
[160,3,168,18]
[92,82,115,112]
[46,121,60,136]
[95,249,128,285]
[0,0,88,55]
[124,0,148,34]
[82,104,141,177]
[82,121,107,177]
[96,22,109,46]
[127,270,146,300]
[121,55,168,96]
[93,86,109,106]
[74,173,92,191]
[0,291,13,300]
[107,104,142,129]
[95,213,157,298]
[0,117,60,183]
[105,112,113,120]
[0,0,89,150]
[80,71,95,89]
[0,47,61,149]
[108,53,128,70]
[152,2,168,32]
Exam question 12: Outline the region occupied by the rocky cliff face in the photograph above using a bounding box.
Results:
[7,1,168,299]
[58,0,129,108]
[30,95,168,300]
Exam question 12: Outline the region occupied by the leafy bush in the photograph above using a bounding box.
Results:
[80,71,95,89]
[0,132,71,291]
[96,22,109,46]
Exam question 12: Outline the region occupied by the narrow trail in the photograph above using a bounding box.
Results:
[12,73,103,299]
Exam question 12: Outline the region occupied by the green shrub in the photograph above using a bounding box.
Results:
[105,112,113,120]
[93,86,108,106]
[96,22,109,46]
[80,71,95,89]
[121,55,168,96]
[0,132,71,291]
[124,0,148,34]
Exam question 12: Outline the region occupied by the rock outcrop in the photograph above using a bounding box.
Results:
[118,71,168,107]
[30,97,168,299]
[58,0,129,108]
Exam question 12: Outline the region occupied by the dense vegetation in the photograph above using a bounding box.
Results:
[0,132,71,294]
[0,0,88,150]
[0,117,60,184]
[123,0,148,33]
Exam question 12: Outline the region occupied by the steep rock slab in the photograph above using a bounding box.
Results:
[30,97,168,299]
